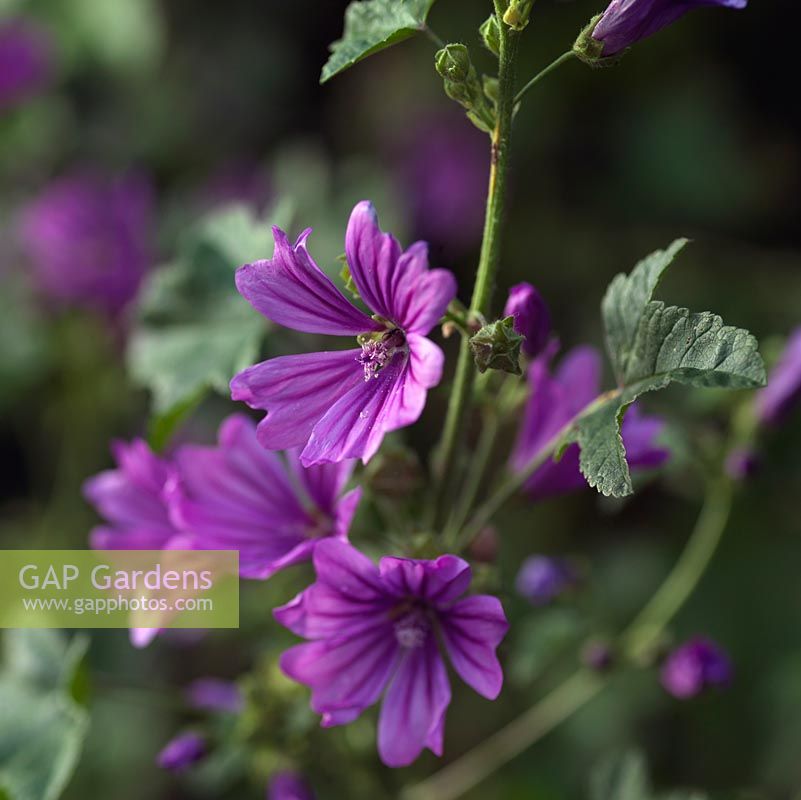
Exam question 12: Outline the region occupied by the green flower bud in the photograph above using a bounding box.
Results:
[479,15,501,56]
[469,316,524,375]
[503,0,534,32]
[435,43,472,83]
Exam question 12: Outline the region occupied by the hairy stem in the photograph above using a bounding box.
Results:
[404,473,736,800]
[514,51,576,105]
[432,16,520,527]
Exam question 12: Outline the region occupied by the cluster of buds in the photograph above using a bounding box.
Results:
[435,43,496,133]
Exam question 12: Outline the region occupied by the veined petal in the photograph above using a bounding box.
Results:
[345,201,457,333]
[440,595,508,700]
[379,554,471,605]
[230,349,364,451]
[286,451,356,515]
[300,352,409,465]
[235,227,380,336]
[312,539,386,601]
[281,628,399,724]
[377,635,451,767]
[344,201,402,322]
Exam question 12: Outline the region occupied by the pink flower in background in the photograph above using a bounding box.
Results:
[756,327,801,426]
[19,171,153,316]
[83,439,181,551]
[661,636,732,699]
[274,540,508,767]
[168,414,361,579]
[503,282,552,358]
[0,18,52,113]
[511,345,670,499]
[231,201,457,466]
[268,771,315,800]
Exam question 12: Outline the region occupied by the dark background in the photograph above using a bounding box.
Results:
[1,0,800,798]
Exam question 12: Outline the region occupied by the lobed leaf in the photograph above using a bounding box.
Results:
[578,243,765,497]
[321,0,437,83]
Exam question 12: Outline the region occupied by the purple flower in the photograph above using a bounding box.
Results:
[660,636,732,699]
[755,327,801,427]
[515,556,575,605]
[395,112,488,252]
[0,19,52,112]
[503,282,551,358]
[230,201,457,466]
[274,540,508,767]
[168,414,361,579]
[268,771,315,800]
[84,439,181,551]
[19,171,153,316]
[592,0,747,57]
[156,732,206,771]
[186,678,243,713]
[511,345,670,499]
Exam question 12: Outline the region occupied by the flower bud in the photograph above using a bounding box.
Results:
[578,0,747,63]
[156,732,206,772]
[435,44,495,133]
[515,555,576,605]
[503,282,551,358]
[503,0,534,31]
[268,771,316,800]
[186,678,243,713]
[469,315,524,375]
[724,446,759,481]
[582,640,614,672]
[660,636,732,699]
[479,15,501,56]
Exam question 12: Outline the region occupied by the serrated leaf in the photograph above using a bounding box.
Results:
[578,243,765,497]
[602,238,688,382]
[321,0,437,83]
[127,204,283,417]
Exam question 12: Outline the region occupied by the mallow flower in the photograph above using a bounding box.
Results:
[19,171,153,316]
[755,327,801,427]
[0,18,52,112]
[516,555,576,605]
[274,540,508,767]
[660,636,732,699]
[591,0,747,57]
[511,345,669,499]
[168,414,361,579]
[83,439,181,551]
[230,201,457,466]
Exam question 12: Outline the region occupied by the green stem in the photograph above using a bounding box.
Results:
[401,670,604,800]
[445,410,500,544]
[620,475,734,659]
[423,25,446,49]
[432,16,520,527]
[403,474,736,800]
[514,51,576,105]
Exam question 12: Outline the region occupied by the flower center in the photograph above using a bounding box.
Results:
[392,607,430,649]
[357,328,407,381]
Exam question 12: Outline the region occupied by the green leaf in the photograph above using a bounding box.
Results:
[578,242,765,497]
[602,238,688,382]
[0,631,89,800]
[127,203,287,417]
[321,0,437,83]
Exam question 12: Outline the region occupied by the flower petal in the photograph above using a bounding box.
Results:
[235,227,379,335]
[230,349,364,451]
[344,201,402,322]
[440,595,508,699]
[281,628,399,724]
[379,554,471,605]
[377,635,451,767]
[345,202,457,334]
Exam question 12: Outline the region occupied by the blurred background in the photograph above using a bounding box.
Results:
[1,0,800,798]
